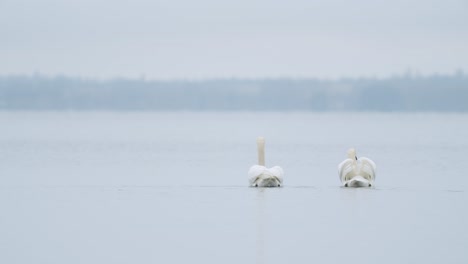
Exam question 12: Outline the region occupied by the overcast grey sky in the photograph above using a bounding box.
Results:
[1,0,467,79]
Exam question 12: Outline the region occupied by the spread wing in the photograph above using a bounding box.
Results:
[358,157,376,182]
[248,165,267,185]
[269,166,284,184]
[338,158,355,183]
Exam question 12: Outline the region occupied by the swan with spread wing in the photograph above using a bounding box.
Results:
[338,148,376,187]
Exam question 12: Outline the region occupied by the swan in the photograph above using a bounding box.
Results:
[338,148,376,187]
[248,137,283,187]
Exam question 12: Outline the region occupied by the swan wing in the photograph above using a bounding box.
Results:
[338,158,355,183]
[358,157,376,182]
[269,166,284,184]
[248,165,267,185]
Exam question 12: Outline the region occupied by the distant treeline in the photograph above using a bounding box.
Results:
[0,74,467,111]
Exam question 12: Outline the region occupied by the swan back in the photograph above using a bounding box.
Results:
[248,165,283,187]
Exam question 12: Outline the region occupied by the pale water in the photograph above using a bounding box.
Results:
[0,112,467,263]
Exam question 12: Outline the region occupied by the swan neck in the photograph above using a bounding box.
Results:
[347,148,357,160]
[257,137,265,166]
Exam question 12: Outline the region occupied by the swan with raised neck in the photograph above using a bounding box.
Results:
[248,137,283,187]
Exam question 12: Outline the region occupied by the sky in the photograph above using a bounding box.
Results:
[1,0,467,80]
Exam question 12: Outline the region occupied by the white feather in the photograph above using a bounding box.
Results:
[248,137,283,187]
[338,148,376,187]
[249,165,283,187]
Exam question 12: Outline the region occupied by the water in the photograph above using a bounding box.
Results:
[0,112,467,263]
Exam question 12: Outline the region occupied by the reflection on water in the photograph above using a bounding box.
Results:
[256,188,266,264]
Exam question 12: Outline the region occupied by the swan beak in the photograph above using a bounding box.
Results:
[355,156,358,160]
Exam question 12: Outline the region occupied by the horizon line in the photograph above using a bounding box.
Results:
[0,69,467,82]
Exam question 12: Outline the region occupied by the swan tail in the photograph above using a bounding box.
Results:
[344,176,372,187]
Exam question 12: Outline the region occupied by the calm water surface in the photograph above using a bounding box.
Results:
[0,112,467,263]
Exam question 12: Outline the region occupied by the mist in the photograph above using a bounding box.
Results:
[1,72,467,111]
[1,0,467,79]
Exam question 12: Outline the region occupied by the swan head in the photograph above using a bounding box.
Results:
[347,148,357,160]
[257,137,265,144]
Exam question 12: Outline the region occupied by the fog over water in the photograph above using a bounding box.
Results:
[1,74,467,111]
[1,0,467,262]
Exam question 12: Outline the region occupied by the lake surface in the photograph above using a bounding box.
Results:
[0,112,467,263]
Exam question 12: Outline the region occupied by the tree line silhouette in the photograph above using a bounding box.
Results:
[0,73,467,111]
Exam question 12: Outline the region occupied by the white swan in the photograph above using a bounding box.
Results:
[338,148,376,187]
[248,137,283,187]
